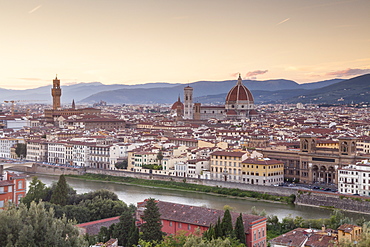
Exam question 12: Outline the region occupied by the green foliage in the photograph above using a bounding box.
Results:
[115,158,128,169]
[50,175,69,206]
[15,143,27,158]
[266,209,354,241]
[234,213,246,245]
[221,209,233,237]
[21,176,50,207]
[157,150,164,164]
[111,208,139,247]
[143,164,163,170]
[44,189,127,224]
[141,198,165,242]
[0,201,87,246]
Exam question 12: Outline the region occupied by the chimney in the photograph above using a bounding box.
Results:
[322,224,326,232]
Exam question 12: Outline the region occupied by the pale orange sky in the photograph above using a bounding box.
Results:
[0,0,369,89]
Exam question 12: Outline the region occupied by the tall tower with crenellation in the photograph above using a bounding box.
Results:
[51,75,61,110]
[184,86,193,119]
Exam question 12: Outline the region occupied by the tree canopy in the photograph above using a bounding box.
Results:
[0,201,87,247]
[50,175,69,206]
[141,198,165,242]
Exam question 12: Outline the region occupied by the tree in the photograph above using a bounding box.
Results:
[115,158,128,169]
[127,221,139,247]
[234,213,246,245]
[141,198,165,242]
[50,175,69,206]
[112,209,138,247]
[15,143,27,159]
[221,209,233,237]
[0,201,87,246]
[157,150,164,165]
[21,176,49,206]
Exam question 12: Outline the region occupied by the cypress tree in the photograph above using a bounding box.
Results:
[112,209,136,246]
[215,217,223,238]
[234,213,246,245]
[50,175,69,206]
[141,198,164,242]
[221,209,233,237]
[127,221,139,247]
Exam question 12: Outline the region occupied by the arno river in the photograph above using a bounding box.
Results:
[31,174,370,221]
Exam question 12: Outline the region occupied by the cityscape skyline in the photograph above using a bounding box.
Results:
[1,0,369,89]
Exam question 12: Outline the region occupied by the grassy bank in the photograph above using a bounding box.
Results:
[67,173,296,204]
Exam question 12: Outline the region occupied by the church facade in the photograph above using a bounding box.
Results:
[171,75,257,120]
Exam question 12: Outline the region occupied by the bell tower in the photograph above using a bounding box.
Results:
[184,86,193,119]
[51,75,61,110]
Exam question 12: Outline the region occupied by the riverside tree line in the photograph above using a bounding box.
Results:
[1,175,370,246]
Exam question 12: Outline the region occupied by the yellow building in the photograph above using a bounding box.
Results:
[241,158,284,186]
[210,151,249,182]
[337,224,362,243]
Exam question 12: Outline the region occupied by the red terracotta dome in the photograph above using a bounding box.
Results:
[171,96,184,110]
[225,74,254,103]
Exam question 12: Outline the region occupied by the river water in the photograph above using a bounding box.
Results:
[30,174,370,221]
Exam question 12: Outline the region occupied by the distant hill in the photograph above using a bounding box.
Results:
[299,79,342,89]
[285,74,370,104]
[1,75,363,105]
[194,75,369,105]
[0,82,180,103]
[80,79,314,104]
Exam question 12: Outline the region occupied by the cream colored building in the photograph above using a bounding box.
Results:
[210,151,249,182]
[241,158,284,186]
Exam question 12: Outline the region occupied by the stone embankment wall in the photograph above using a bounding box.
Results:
[31,163,85,176]
[296,190,370,214]
[86,168,296,196]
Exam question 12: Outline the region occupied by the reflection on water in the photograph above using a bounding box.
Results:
[30,174,370,221]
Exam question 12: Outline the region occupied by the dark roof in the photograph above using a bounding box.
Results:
[76,216,120,235]
[138,200,265,234]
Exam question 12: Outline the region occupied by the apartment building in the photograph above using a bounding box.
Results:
[0,138,24,158]
[210,151,249,182]
[0,166,26,210]
[241,158,284,186]
[338,160,370,196]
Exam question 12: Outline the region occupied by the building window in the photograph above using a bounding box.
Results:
[188,224,191,230]
[18,180,23,189]
[178,223,182,228]
[169,221,172,226]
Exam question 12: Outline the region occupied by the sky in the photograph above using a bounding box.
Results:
[1,0,369,89]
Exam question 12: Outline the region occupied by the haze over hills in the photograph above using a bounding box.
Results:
[80,78,343,104]
[2,75,367,105]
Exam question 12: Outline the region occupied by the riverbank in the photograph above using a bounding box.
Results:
[67,173,296,204]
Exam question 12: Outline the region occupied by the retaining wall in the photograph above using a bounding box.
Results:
[296,190,370,214]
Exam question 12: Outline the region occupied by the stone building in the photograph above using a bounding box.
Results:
[259,135,370,186]
[171,74,257,120]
